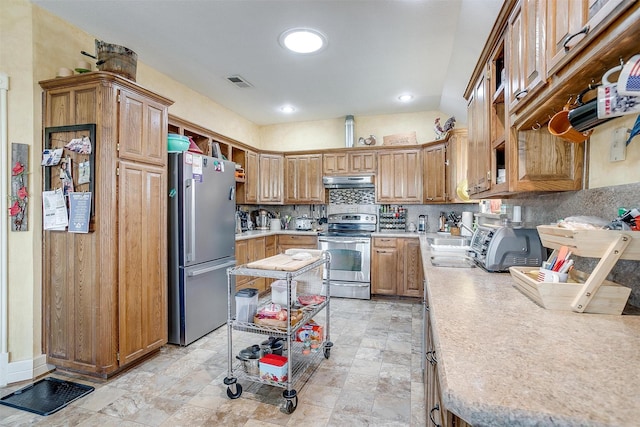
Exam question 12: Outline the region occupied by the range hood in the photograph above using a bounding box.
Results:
[323,175,375,189]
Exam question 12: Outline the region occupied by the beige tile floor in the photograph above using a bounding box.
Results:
[0,298,426,426]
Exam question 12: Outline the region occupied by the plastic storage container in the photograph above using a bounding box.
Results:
[235,288,258,323]
[271,280,297,306]
[259,354,288,382]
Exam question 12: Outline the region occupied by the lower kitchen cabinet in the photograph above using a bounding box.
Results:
[371,237,423,297]
[235,237,266,292]
[277,234,317,253]
[425,309,472,427]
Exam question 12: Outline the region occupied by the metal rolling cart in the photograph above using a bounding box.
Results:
[224,249,332,414]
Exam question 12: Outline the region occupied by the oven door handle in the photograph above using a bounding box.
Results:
[330,281,370,287]
[319,238,368,244]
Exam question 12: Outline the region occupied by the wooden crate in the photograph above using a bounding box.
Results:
[510,267,631,315]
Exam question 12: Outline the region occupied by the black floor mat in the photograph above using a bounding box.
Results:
[0,377,94,416]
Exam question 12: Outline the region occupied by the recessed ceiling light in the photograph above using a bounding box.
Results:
[280,105,296,113]
[279,28,327,54]
[398,94,414,102]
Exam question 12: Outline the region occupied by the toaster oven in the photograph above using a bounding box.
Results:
[470,225,544,272]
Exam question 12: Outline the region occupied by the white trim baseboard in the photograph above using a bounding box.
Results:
[6,354,52,385]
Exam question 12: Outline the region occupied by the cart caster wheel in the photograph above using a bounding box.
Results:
[226,383,243,399]
[284,396,298,414]
[324,348,331,359]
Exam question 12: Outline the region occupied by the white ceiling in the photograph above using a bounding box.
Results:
[31,0,502,126]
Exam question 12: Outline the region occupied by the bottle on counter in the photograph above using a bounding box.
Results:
[439,212,446,231]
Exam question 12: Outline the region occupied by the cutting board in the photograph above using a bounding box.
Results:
[246,253,320,271]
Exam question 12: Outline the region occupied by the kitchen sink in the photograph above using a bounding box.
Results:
[428,237,471,247]
[430,255,476,268]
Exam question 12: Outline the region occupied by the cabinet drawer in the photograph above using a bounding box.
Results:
[373,237,397,248]
[278,234,317,246]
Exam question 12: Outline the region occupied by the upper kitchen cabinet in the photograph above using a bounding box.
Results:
[546,0,633,77]
[40,72,173,377]
[258,153,284,204]
[422,141,447,203]
[467,68,491,196]
[168,116,262,204]
[284,153,324,204]
[237,149,259,204]
[322,150,376,175]
[376,148,423,204]
[506,0,547,113]
[421,130,471,204]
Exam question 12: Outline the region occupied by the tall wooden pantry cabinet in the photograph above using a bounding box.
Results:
[40,72,173,377]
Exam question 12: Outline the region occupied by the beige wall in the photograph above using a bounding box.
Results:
[260,111,447,151]
[1,0,261,371]
[588,114,640,188]
[2,0,41,363]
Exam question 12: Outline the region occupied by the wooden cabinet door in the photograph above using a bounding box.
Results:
[371,238,398,295]
[507,0,546,112]
[401,239,424,297]
[510,127,584,192]
[285,154,324,204]
[117,88,168,166]
[235,240,250,290]
[248,237,266,291]
[349,152,376,173]
[244,151,259,204]
[446,129,469,203]
[376,149,423,203]
[546,0,630,77]
[423,143,446,203]
[118,160,168,366]
[467,71,491,195]
[258,153,283,204]
[323,153,348,174]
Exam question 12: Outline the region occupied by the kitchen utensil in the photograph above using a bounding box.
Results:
[548,101,592,143]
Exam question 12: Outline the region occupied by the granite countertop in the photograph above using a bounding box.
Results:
[419,235,640,426]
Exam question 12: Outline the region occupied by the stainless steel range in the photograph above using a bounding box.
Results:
[318,213,376,299]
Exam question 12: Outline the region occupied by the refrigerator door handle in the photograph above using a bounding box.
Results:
[187,259,237,277]
[185,178,196,262]
[229,186,235,201]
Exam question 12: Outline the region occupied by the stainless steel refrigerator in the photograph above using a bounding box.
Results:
[168,152,236,345]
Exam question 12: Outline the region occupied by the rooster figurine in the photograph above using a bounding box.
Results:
[434,116,456,140]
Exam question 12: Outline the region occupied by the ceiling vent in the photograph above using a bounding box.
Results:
[226,75,253,88]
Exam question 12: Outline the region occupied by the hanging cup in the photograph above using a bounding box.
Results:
[548,101,592,143]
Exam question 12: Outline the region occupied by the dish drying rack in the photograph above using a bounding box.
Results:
[510,225,638,315]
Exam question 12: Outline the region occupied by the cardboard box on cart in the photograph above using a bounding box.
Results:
[295,319,323,342]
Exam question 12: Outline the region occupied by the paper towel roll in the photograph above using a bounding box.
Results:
[513,206,522,223]
[461,211,473,236]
